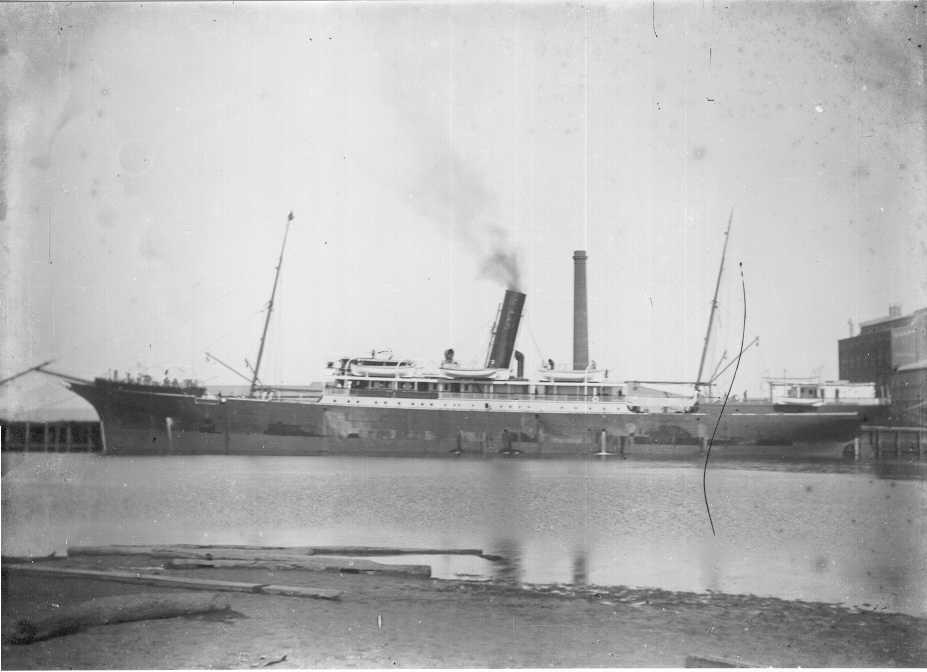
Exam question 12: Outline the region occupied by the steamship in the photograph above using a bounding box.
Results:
[52,216,863,458]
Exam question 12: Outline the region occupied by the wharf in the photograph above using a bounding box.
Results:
[858,425,926,459]
[1,420,102,453]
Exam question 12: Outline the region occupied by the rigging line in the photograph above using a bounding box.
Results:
[199,306,268,355]
[521,311,546,362]
[702,261,747,537]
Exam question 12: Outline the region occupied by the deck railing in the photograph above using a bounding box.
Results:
[323,387,628,404]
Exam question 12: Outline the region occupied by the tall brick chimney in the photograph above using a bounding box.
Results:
[573,250,589,371]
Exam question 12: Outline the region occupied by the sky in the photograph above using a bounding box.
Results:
[1,0,925,419]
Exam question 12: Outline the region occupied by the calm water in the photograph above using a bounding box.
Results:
[2,453,926,615]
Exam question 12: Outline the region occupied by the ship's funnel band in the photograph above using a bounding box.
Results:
[486,290,526,369]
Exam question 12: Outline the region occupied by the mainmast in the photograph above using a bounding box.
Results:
[250,211,294,397]
[695,210,733,388]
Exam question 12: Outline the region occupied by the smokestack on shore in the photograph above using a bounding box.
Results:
[573,250,589,371]
[485,290,526,369]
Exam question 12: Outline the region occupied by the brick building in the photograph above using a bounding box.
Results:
[892,361,927,426]
[838,304,927,423]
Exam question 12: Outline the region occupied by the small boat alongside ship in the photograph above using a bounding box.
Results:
[49,212,867,458]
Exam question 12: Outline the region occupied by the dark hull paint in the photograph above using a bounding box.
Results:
[71,383,859,456]
[68,381,863,458]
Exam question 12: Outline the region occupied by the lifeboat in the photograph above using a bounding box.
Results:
[537,369,603,383]
[348,357,417,378]
[437,366,509,380]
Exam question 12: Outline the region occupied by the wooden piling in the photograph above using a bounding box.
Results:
[862,425,927,461]
[65,424,73,452]
[23,421,30,452]
[165,417,174,453]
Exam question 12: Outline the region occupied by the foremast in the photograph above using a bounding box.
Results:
[695,210,733,390]
[250,211,294,397]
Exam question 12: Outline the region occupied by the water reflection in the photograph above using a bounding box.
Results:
[698,536,722,593]
[2,454,925,615]
[570,548,588,586]
[490,539,522,584]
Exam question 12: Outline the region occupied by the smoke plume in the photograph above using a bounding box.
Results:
[480,226,521,291]
[409,150,523,291]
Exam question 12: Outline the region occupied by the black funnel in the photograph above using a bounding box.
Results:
[485,290,526,369]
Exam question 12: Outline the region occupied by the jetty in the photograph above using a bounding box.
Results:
[1,420,102,453]
[858,425,926,459]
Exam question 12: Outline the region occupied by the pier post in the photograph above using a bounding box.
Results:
[854,437,860,461]
[599,429,607,455]
[65,424,73,452]
[873,430,880,458]
[24,421,30,452]
[43,422,49,452]
[165,417,174,453]
[53,423,60,452]
[895,430,900,457]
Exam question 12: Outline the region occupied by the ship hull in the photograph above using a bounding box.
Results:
[68,381,862,459]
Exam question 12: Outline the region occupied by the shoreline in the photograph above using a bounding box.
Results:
[3,554,925,668]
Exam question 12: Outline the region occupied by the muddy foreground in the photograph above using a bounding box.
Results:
[2,554,926,668]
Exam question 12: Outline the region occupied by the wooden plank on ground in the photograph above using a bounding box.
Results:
[308,546,485,557]
[151,548,315,563]
[163,556,432,578]
[2,564,341,600]
[4,564,264,592]
[171,544,316,554]
[7,592,230,645]
[261,584,341,598]
[685,654,757,667]
[67,545,161,556]
[312,556,432,577]
[68,545,317,559]
[67,544,502,562]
